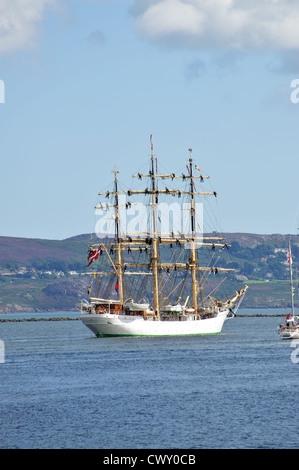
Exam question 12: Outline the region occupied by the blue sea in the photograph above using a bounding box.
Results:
[0,309,298,449]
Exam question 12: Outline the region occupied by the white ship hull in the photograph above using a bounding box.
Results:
[81,310,230,337]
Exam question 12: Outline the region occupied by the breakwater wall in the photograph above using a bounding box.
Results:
[0,317,81,322]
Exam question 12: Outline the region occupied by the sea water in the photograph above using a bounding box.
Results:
[0,310,298,449]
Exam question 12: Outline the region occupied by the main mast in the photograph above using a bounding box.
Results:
[150,135,160,319]
[188,149,198,313]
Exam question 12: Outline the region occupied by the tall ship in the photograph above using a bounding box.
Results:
[80,138,247,337]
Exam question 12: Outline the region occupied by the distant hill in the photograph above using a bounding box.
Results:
[220,232,295,249]
[0,234,98,270]
[0,233,298,312]
[1,232,296,266]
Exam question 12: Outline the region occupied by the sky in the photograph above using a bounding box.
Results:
[1,0,299,240]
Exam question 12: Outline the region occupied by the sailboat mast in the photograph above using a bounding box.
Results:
[113,167,124,305]
[188,149,198,313]
[288,241,295,318]
[150,135,160,318]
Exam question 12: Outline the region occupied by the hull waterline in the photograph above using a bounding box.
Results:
[81,310,229,337]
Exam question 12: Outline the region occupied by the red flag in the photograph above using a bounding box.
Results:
[86,246,101,267]
[115,278,119,294]
[287,250,292,265]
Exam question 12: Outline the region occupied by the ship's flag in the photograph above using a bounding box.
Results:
[287,250,292,265]
[88,284,92,295]
[86,246,101,267]
[195,165,200,172]
[115,278,119,294]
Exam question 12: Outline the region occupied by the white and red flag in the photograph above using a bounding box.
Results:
[86,246,101,267]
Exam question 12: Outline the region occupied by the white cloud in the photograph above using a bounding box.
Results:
[0,0,56,55]
[134,0,299,50]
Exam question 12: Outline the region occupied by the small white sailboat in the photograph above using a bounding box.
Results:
[278,242,299,339]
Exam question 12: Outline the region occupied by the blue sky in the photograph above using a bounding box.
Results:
[1,0,299,240]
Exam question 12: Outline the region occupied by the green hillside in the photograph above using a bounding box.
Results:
[0,233,298,312]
